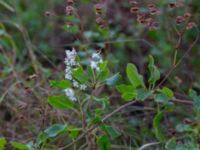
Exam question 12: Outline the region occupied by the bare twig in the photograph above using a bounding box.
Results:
[138,142,160,150]
[172,98,193,105]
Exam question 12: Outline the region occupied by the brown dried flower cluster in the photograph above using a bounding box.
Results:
[175,16,185,24]
[147,4,161,16]
[174,11,196,30]
[129,0,139,14]
[186,22,197,30]
[176,13,197,30]
[129,1,159,30]
[167,1,197,30]
[94,3,107,28]
[65,0,75,27]
[128,1,197,31]
[65,0,75,16]
[168,1,184,9]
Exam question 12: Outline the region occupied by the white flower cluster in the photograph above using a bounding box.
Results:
[64,49,77,80]
[64,88,77,101]
[90,52,103,72]
[64,48,87,101]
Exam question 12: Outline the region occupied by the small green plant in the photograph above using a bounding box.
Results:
[4,49,200,149]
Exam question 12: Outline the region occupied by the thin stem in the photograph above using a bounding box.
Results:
[138,142,160,150]
[156,29,199,89]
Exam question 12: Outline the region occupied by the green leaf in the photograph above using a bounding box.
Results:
[117,84,135,93]
[153,112,165,141]
[126,63,144,88]
[99,61,108,71]
[0,28,6,36]
[73,66,87,84]
[48,96,74,109]
[122,93,136,101]
[0,138,7,150]
[49,80,71,89]
[175,144,190,150]
[87,66,94,82]
[97,135,110,150]
[136,88,152,101]
[161,87,174,98]
[148,55,160,86]
[10,142,29,150]
[117,84,136,101]
[25,142,33,150]
[37,132,48,145]
[176,124,192,133]
[106,73,121,86]
[98,68,110,82]
[155,93,170,104]
[93,97,110,108]
[97,62,110,82]
[64,16,80,24]
[189,89,200,111]
[63,25,79,34]
[44,124,67,138]
[67,127,81,139]
[165,137,176,150]
[101,125,121,140]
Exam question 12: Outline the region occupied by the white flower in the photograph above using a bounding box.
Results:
[65,66,71,72]
[65,48,77,66]
[72,80,79,88]
[92,53,101,60]
[64,48,87,94]
[64,49,77,81]
[90,52,103,72]
[65,73,72,80]
[90,61,98,69]
[80,84,87,90]
[64,88,77,101]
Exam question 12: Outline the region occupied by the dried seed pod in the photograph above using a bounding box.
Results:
[183,118,193,124]
[96,17,106,28]
[148,3,156,9]
[18,115,25,120]
[168,128,176,136]
[27,74,37,80]
[96,16,105,25]
[130,6,139,14]
[66,22,74,28]
[129,0,138,6]
[148,20,159,30]
[66,5,74,15]
[95,3,103,15]
[168,2,176,8]
[44,11,51,17]
[184,12,192,19]
[147,4,161,16]
[149,8,158,15]
[67,0,74,5]
[145,17,154,26]
[186,22,197,30]
[175,16,185,24]
[24,87,32,95]
[137,14,146,24]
